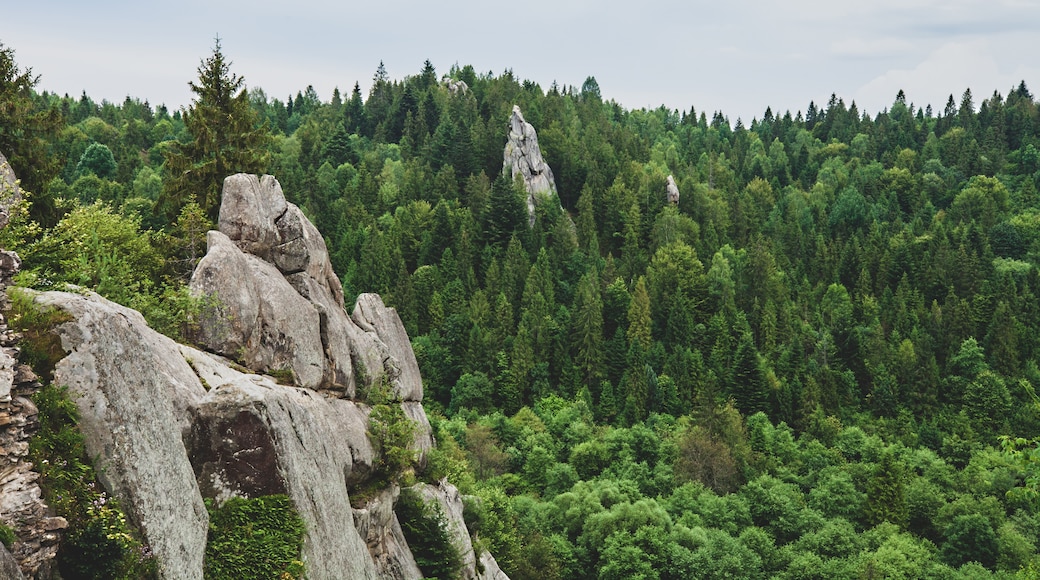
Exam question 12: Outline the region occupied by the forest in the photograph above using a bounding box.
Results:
[2,38,1040,579]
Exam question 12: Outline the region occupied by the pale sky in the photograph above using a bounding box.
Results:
[6,1,1040,123]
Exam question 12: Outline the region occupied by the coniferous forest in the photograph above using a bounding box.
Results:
[3,39,1040,578]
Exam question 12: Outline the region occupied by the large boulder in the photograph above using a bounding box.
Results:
[37,291,209,580]
[352,486,423,580]
[503,106,560,226]
[21,288,416,579]
[186,349,380,579]
[666,174,680,205]
[353,293,423,402]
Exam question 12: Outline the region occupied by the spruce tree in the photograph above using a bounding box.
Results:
[161,38,270,221]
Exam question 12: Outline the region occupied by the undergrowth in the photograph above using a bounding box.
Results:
[203,495,306,580]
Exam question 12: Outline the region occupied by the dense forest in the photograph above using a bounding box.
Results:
[3,38,1040,579]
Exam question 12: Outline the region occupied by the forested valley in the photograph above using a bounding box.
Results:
[3,39,1040,578]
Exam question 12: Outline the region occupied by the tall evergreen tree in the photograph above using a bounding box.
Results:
[572,270,604,388]
[0,41,62,225]
[161,38,270,221]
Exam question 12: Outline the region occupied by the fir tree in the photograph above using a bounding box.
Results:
[161,38,270,221]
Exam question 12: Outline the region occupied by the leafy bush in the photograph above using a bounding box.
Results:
[0,523,15,548]
[367,378,417,482]
[8,289,71,382]
[203,495,306,580]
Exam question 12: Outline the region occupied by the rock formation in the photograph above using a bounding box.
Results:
[5,173,507,579]
[666,174,680,205]
[443,76,469,96]
[0,150,22,229]
[503,105,560,226]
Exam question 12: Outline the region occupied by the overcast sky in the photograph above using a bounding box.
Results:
[6,1,1040,123]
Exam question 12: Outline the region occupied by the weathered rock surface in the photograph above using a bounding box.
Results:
[191,174,421,401]
[503,105,560,226]
[2,171,505,580]
[0,150,22,230]
[0,544,25,580]
[414,480,511,580]
[666,174,680,205]
[185,349,380,579]
[0,326,66,578]
[38,290,209,580]
[352,486,423,580]
[21,288,405,579]
[353,293,423,402]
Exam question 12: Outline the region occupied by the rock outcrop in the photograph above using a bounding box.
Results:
[4,172,505,579]
[0,150,22,229]
[503,105,560,226]
[352,486,423,579]
[190,174,422,405]
[666,174,680,205]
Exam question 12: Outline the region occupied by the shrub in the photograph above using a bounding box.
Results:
[7,288,71,382]
[203,495,306,580]
[29,384,155,579]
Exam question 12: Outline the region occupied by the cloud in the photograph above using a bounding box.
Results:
[831,37,916,58]
[854,37,1040,112]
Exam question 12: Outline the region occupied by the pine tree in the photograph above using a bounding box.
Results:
[161,38,270,221]
[572,271,604,388]
[865,450,908,527]
[0,41,62,225]
[627,276,652,351]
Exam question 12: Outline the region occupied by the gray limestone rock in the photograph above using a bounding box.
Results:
[503,106,559,226]
[217,174,287,259]
[0,150,21,230]
[666,174,680,205]
[190,230,326,389]
[0,544,25,580]
[36,290,209,580]
[186,351,380,580]
[352,486,423,580]
[353,293,423,402]
[191,174,413,398]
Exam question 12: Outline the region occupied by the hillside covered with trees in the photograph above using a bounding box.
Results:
[2,38,1040,578]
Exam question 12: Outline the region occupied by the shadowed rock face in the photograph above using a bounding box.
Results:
[503,105,559,226]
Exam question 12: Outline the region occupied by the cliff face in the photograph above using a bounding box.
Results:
[9,174,507,579]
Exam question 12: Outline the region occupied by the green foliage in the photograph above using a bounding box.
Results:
[396,487,464,580]
[203,495,305,580]
[367,378,418,481]
[10,48,1040,580]
[28,384,155,579]
[77,142,117,178]
[7,288,71,381]
[0,523,15,548]
[161,38,269,221]
[0,40,62,223]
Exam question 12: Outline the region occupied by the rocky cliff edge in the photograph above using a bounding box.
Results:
[9,173,508,580]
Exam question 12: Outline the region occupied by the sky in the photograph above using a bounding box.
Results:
[6,0,1040,123]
